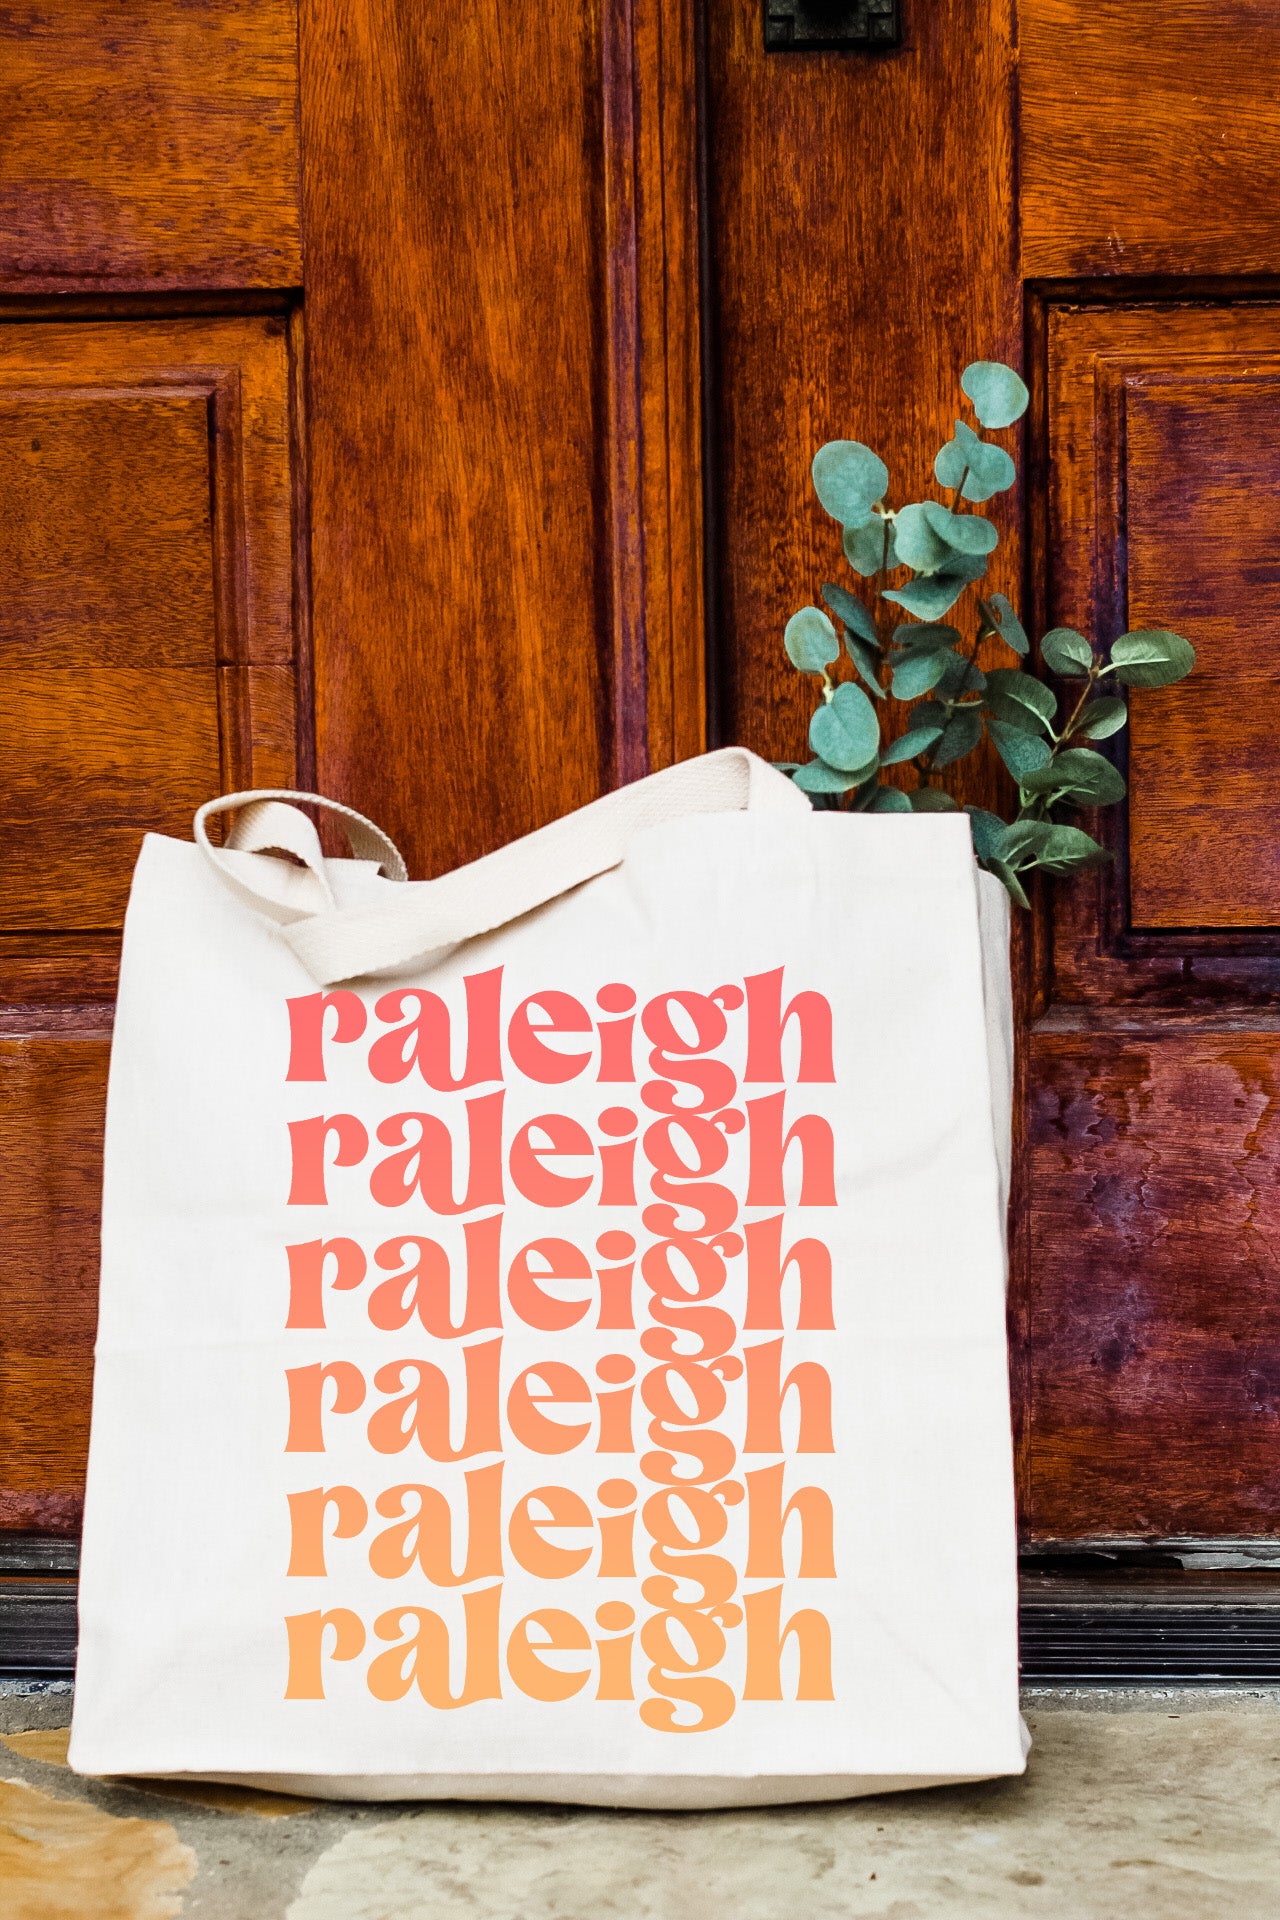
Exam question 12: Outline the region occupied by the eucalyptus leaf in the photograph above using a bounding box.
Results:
[890,648,950,701]
[982,857,1031,910]
[908,786,958,813]
[1070,696,1128,741]
[809,680,881,771]
[988,717,1054,780]
[965,806,1009,861]
[893,501,955,574]
[1021,746,1126,805]
[935,651,986,699]
[792,758,860,794]
[983,592,1028,655]
[811,440,889,529]
[1032,824,1111,873]
[934,419,1016,502]
[1108,629,1196,687]
[884,551,987,620]
[868,784,912,813]
[891,622,961,653]
[961,360,1029,429]
[1041,626,1094,677]
[985,667,1057,730]
[843,516,897,576]
[821,580,878,646]
[920,499,999,556]
[880,722,945,764]
[784,606,839,675]
[910,700,949,733]
[845,632,887,698]
[1001,819,1108,873]
[931,704,984,767]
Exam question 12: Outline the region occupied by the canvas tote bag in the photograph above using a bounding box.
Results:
[69,747,1025,1808]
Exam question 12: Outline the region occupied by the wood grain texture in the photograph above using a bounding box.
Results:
[608,0,707,775]
[704,0,1019,806]
[1027,1020,1280,1537]
[0,317,297,941]
[299,0,703,877]
[0,1038,108,1535]
[1020,0,1280,280]
[0,0,301,292]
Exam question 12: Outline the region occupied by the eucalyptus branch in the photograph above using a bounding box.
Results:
[778,360,1194,883]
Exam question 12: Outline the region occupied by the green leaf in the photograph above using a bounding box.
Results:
[843,517,897,576]
[880,722,945,764]
[1030,824,1111,874]
[985,667,1057,731]
[1021,747,1126,805]
[965,806,1010,861]
[773,761,802,773]
[911,700,949,732]
[909,786,959,812]
[931,704,984,768]
[934,419,1016,502]
[893,502,955,574]
[821,581,878,646]
[809,680,881,771]
[1001,820,1108,873]
[868,784,912,813]
[936,652,986,699]
[1041,627,1094,677]
[792,758,861,794]
[1108,629,1196,688]
[1070,697,1128,741]
[784,607,839,675]
[920,500,1000,557]
[891,648,950,700]
[988,717,1054,780]
[845,633,887,699]
[812,441,889,529]
[983,592,1028,655]
[892,622,961,653]
[884,552,988,620]
[981,857,1031,910]
[961,361,1030,429]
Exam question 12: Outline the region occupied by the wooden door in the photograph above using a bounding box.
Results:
[3,0,1279,1644]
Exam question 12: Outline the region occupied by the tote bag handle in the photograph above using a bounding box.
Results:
[195,747,810,985]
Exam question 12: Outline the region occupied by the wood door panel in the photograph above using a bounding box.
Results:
[1027,1021,1280,1538]
[0,0,302,293]
[0,316,299,955]
[0,1035,108,1535]
[1021,0,1280,280]
[0,668,222,930]
[1044,302,1280,1002]
[0,317,301,1530]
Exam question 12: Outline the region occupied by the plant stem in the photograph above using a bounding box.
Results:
[1057,662,1102,743]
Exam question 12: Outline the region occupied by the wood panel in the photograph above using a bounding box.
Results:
[705,0,1019,802]
[298,0,705,878]
[0,316,298,947]
[1046,303,1280,984]
[1027,1018,1280,1539]
[0,0,301,292]
[0,1034,109,1535]
[1021,0,1280,281]
[0,317,301,1536]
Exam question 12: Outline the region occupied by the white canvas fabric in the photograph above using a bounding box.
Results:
[69,747,1025,1808]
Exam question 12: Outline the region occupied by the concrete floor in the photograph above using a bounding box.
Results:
[3,1684,1278,1919]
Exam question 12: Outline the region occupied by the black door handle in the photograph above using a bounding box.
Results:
[763,0,901,50]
